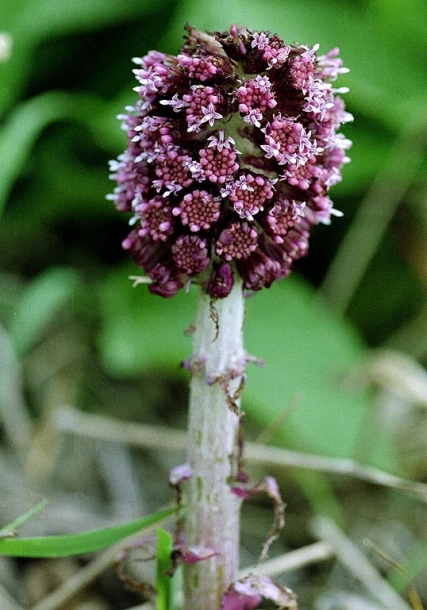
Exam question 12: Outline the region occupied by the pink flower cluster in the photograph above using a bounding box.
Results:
[108,25,352,298]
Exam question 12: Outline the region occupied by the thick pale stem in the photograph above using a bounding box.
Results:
[184,280,246,609]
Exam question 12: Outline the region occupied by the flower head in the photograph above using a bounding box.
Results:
[109,24,351,298]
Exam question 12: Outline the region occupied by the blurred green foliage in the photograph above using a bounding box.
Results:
[1,0,427,474]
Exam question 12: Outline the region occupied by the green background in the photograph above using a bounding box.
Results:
[2,0,426,465]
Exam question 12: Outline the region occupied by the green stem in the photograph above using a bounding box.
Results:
[184,280,245,609]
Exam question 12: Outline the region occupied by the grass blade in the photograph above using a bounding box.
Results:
[0,499,48,537]
[156,528,174,610]
[0,507,176,558]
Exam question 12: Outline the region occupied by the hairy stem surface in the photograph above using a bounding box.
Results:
[184,281,245,609]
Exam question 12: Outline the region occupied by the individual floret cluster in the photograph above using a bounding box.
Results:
[108,24,352,298]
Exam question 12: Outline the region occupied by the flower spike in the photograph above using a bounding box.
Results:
[109,25,351,297]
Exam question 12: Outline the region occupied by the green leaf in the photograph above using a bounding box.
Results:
[243,277,372,461]
[0,91,109,214]
[0,507,176,558]
[1,0,173,40]
[0,0,174,114]
[98,266,196,376]
[9,266,82,357]
[156,528,175,610]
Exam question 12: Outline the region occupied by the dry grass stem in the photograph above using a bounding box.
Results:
[355,349,427,407]
[239,541,334,579]
[316,591,392,610]
[30,543,121,610]
[312,517,412,610]
[52,405,427,502]
[0,580,25,610]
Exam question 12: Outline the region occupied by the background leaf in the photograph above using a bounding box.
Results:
[98,267,197,375]
[244,278,370,460]
[9,266,82,357]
